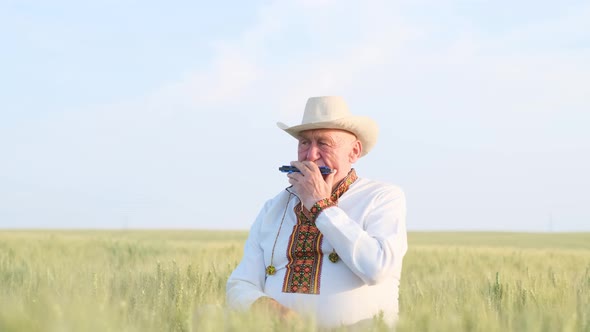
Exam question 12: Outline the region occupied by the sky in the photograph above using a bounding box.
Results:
[1,0,589,231]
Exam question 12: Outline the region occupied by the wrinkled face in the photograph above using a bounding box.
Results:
[297,129,362,183]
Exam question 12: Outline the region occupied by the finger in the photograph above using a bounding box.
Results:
[289,161,305,175]
[301,161,324,176]
[288,177,297,186]
[300,161,316,171]
[291,161,314,176]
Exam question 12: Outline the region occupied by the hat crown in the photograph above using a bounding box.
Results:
[302,96,351,124]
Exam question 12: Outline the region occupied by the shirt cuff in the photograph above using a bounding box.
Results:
[309,197,338,220]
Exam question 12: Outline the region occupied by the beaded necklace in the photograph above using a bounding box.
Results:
[265,192,292,276]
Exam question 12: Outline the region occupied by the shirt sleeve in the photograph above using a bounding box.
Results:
[226,201,271,310]
[315,184,407,285]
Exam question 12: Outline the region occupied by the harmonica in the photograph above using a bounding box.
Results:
[279,165,333,175]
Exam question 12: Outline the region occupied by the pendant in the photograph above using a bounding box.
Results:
[266,265,276,275]
[328,252,339,263]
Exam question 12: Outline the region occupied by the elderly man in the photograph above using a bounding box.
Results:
[226,96,408,329]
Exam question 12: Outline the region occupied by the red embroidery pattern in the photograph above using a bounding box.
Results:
[309,198,337,217]
[282,224,323,294]
[282,169,358,294]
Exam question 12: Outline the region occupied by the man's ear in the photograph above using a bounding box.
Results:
[349,140,362,163]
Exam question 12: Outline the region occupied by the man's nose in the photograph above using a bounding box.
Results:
[305,144,321,161]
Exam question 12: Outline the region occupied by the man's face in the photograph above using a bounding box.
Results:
[297,129,361,182]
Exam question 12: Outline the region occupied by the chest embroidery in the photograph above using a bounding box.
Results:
[282,223,323,294]
[281,169,358,294]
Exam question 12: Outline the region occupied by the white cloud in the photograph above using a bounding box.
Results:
[152,52,260,108]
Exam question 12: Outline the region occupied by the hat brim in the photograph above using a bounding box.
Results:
[277,116,378,157]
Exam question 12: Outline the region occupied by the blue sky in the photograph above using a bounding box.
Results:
[1,0,589,231]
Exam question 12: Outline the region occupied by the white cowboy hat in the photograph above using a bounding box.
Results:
[277,96,379,157]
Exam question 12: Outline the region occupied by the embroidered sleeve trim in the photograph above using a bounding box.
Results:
[309,198,338,220]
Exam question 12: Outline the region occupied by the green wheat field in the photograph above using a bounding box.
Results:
[1,230,589,331]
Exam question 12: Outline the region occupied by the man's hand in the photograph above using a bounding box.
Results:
[287,161,337,210]
[251,296,300,322]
